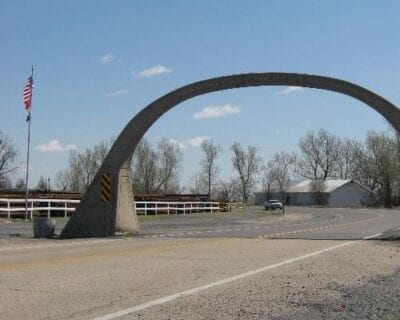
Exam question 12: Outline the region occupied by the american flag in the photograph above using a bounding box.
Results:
[23,76,33,112]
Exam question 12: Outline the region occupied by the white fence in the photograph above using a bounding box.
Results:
[0,198,80,219]
[0,198,220,219]
[134,201,220,216]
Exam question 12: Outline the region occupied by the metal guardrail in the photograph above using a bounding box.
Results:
[0,198,220,219]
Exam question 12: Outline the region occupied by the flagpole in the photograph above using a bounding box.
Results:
[24,65,34,221]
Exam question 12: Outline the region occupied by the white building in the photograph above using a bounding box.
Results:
[255,180,374,207]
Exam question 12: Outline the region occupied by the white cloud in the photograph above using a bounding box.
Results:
[187,136,208,147]
[99,53,116,64]
[276,86,304,95]
[169,136,209,149]
[105,89,128,97]
[136,65,173,79]
[193,104,240,120]
[169,139,187,149]
[36,140,77,153]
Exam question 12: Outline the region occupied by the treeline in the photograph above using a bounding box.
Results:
[1,127,399,207]
[297,129,400,207]
[52,128,400,207]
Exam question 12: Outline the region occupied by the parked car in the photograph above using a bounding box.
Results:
[264,199,283,210]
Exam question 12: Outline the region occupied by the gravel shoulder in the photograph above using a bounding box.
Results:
[123,240,400,320]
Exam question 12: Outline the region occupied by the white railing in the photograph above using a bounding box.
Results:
[0,198,220,219]
[134,201,220,216]
[0,198,80,219]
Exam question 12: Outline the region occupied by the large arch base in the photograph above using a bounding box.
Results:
[59,162,139,238]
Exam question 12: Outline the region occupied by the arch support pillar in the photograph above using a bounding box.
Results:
[115,159,140,235]
[60,159,139,238]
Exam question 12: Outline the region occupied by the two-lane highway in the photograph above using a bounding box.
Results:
[139,206,397,240]
[0,207,399,320]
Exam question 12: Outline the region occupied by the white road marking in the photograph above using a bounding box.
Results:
[92,233,382,320]
[0,239,120,253]
[363,233,382,239]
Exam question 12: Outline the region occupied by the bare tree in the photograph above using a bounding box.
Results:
[131,138,159,193]
[0,131,18,187]
[55,139,112,192]
[230,142,262,203]
[267,151,296,192]
[37,176,48,190]
[188,173,202,194]
[156,138,182,193]
[199,140,222,197]
[392,127,400,203]
[214,178,241,202]
[14,178,26,190]
[346,140,378,191]
[363,131,398,207]
[334,138,361,179]
[295,129,340,180]
[131,138,183,194]
[261,169,277,201]
[0,175,11,188]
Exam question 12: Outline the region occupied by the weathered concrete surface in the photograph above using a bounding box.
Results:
[60,73,400,238]
[0,236,399,320]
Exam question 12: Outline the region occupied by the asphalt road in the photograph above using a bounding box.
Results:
[139,206,400,240]
[0,207,399,320]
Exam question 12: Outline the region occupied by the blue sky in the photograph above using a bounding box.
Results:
[1,1,400,189]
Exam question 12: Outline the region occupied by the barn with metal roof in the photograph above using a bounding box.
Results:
[286,180,374,207]
[255,180,374,207]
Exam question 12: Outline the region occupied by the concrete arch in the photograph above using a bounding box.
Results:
[60,73,400,238]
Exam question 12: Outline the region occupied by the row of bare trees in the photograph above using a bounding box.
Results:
[188,128,400,207]
[56,140,112,192]
[188,141,262,203]
[54,138,183,194]
[2,124,399,206]
[131,138,182,194]
[261,128,400,207]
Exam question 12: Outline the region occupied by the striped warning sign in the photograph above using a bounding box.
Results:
[101,173,111,203]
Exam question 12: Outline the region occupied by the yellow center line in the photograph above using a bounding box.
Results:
[259,212,385,239]
[0,238,227,273]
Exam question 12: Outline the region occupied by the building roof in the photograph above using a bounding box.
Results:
[286,179,353,193]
